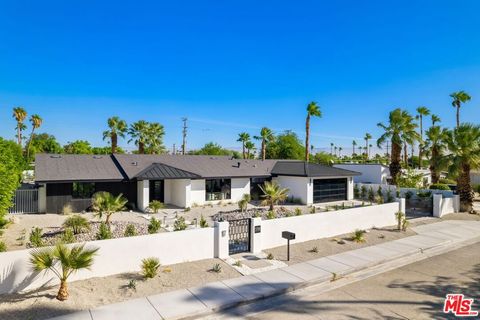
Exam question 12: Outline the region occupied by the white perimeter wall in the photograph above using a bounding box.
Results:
[0,227,215,294]
[260,202,399,249]
[334,164,389,184]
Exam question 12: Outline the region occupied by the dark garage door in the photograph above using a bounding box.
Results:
[313,178,347,203]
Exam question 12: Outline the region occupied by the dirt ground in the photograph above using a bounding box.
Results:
[0,258,240,320]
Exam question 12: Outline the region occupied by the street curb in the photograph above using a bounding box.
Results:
[185,235,480,320]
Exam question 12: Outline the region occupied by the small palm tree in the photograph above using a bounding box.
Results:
[30,243,98,301]
[444,123,480,212]
[237,132,250,159]
[13,107,27,146]
[103,116,127,154]
[128,120,149,154]
[245,141,255,158]
[148,200,165,213]
[26,114,43,160]
[364,133,372,161]
[254,127,274,161]
[92,191,128,225]
[305,102,322,162]
[259,181,289,211]
[450,91,471,128]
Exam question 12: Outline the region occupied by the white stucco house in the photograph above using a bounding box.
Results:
[35,154,360,213]
[334,163,390,184]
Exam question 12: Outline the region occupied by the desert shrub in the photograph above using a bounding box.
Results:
[395,211,405,231]
[148,217,161,234]
[402,218,409,232]
[386,190,394,203]
[367,188,375,202]
[148,200,165,213]
[266,210,276,220]
[96,222,112,240]
[62,204,73,215]
[310,206,316,214]
[429,183,450,191]
[405,191,413,200]
[351,229,366,243]
[238,199,248,212]
[60,228,76,244]
[63,215,90,234]
[375,195,384,204]
[184,207,191,212]
[0,241,6,252]
[417,191,432,199]
[174,217,187,231]
[439,178,456,185]
[310,246,318,253]
[29,227,44,247]
[266,253,274,260]
[124,224,137,237]
[295,208,302,216]
[127,279,137,291]
[360,185,367,199]
[199,215,209,228]
[211,263,222,273]
[353,184,360,198]
[141,257,160,279]
[377,186,383,199]
[233,260,242,267]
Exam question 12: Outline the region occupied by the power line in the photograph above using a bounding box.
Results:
[181,117,188,155]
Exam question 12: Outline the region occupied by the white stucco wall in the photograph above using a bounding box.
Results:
[230,178,251,202]
[273,176,310,205]
[38,184,47,213]
[260,202,399,249]
[190,179,206,207]
[136,180,149,212]
[0,227,215,294]
[334,164,389,184]
[169,179,191,208]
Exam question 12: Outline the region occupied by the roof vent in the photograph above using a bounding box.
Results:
[50,155,62,159]
[131,161,138,166]
[237,162,241,168]
[93,155,103,159]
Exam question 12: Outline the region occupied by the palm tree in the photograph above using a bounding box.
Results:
[416,106,430,168]
[334,146,338,157]
[254,127,273,160]
[445,123,480,212]
[305,102,322,162]
[128,120,149,154]
[450,91,471,128]
[425,126,449,184]
[338,147,343,157]
[330,142,334,155]
[103,116,127,154]
[92,191,128,225]
[431,114,441,126]
[352,140,357,155]
[364,133,372,162]
[259,181,289,211]
[237,132,250,159]
[245,141,256,159]
[369,144,373,158]
[26,114,43,160]
[377,109,419,185]
[400,112,419,167]
[146,122,166,154]
[12,107,27,146]
[358,146,363,157]
[30,243,98,301]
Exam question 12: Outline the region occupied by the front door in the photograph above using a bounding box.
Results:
[149,180,164,202]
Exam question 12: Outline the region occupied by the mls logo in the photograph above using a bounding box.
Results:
[443,294,478,317]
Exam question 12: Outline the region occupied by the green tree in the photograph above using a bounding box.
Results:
[416,106,430,169]
[63,140,93,154]
[0,138,24,226]
[92,146,125,155]
[450,91,471,128]
[444,123,480,212]
[12,107,27,146]
[245,141,256,159]
[311,151,335,166]
[92,191,128,225]
[30,243,98,301]
[128,120,149,154]
[254,127,274,161]
[26,114,43,161]
[305,102,322,162]
[190,142,240,158]
[259,181,289,211]
[103,116,127,154]
[431,114,441,126]
[266,131,305,160]
[145,122,166,154]
[352,140,357,155]
[237,132,250,159]
[425,126,449,184]
[400,112,419,166]
[26,133,63,161]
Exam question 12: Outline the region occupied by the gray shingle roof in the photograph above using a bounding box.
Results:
[35,154,125,182]
[135,163,201,179]
[271,161,361,177]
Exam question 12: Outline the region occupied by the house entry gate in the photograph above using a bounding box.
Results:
[228,218,251,255]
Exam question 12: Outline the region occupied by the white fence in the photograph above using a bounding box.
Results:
[433,194,460,218]
[8,189,39,214]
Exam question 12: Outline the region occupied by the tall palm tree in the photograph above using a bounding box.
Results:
[305,102,322,162]
[103,116,127,154]
[364,133,372,162]
[12,107,27,146]
[445,123,480,212]
[330,142,334,155]
[416,106,430,168]
[450,91,471,128]
[352,140,357,155]
[425,126,448,184]
[30,243,98,301]
[338,147,343,157]
[334,146,338,157]
[26,114,43,160]
[431,114,441,126]
[377,109,419,185]
[369,144,373,158]
[254,127,273,160]
[237,132,250,159]
[92,191,128,225]
[400,112,419,167]
[245,141,256,159]
[146,122,166,154]
[259,181,289,211]
[128,120,149,154]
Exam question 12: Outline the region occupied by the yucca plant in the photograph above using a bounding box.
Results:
[60,228,76,244]
[92,191,128,225]
[30,243,98,300]
[124,224,137,237]
[29,227,44,247]
[141,257,161,279]
[351,229,366,243]
[199,215,209,228]
[148,217,161,234]
[96,222,112,240]
[148,200,165,213]
[395,211,405,231]
[173,217,187,231]
[63,215,90,234]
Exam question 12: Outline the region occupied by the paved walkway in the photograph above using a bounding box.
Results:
[50,220,480,320]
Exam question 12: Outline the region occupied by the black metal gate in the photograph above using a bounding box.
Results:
[228,218,251,255]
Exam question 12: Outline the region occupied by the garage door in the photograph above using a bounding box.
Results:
[313,178,347,203]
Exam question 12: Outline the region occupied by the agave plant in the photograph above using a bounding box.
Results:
[30,243,98,300]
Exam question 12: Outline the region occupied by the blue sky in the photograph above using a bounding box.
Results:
[1,1,479,153]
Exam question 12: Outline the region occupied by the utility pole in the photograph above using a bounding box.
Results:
[181,117,187,155]
[172,143,176,155]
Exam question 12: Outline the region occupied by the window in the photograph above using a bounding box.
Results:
[72,182,96,199]
[205,179,231,201]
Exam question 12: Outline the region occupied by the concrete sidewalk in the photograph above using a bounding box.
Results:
[50,220,480,320]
